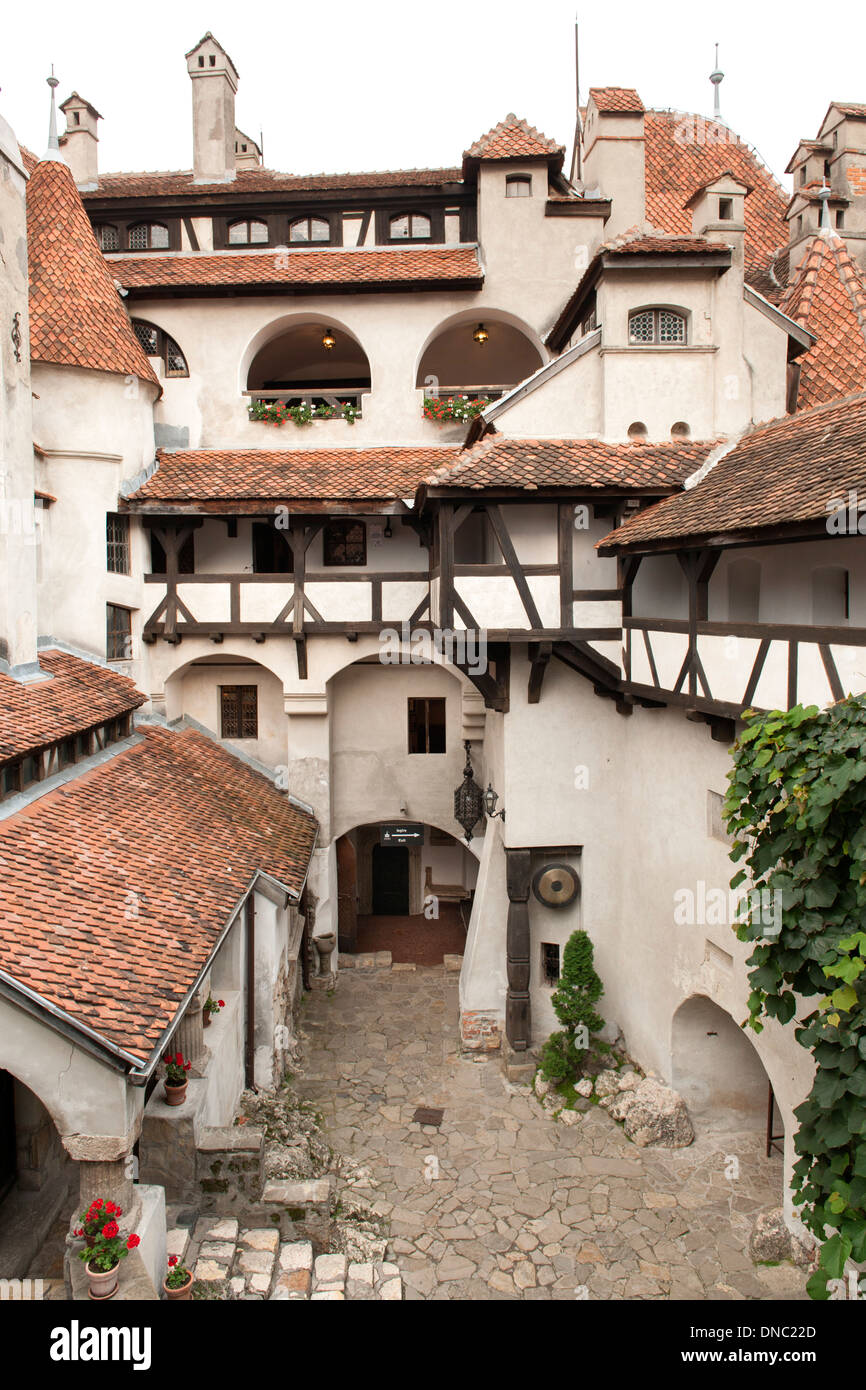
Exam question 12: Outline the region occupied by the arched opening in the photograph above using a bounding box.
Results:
[416,312,544,406]
[671,995,773,1134]
[246,320,371,417]
[0,1071,74,1279]
[164,655,287,769]
[337,821,478,964]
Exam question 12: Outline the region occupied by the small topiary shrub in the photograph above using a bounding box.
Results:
[539,929,604,1082]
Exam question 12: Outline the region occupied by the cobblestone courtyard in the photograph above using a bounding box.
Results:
[298,964,809,1301]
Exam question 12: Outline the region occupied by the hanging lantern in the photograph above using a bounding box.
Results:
[322,327,336,351]
[454,740,484,844]
[473,322,489,346]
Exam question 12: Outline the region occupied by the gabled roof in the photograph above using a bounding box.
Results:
[110,245,483,296]
[597,391,866,553]
[781,232,866,409]
[123,446,462,507]
[421,434,718,493]
[0,650,145,761]
[463,114,564,165]
[588,88,645,114]
[0,724,317,1069]
[83,166,464,201]
[26,158,159,386]
[643,110,788,293]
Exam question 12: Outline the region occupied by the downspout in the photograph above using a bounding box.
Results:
[245,892,257,1091]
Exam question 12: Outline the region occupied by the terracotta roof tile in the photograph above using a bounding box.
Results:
[604,230,731,256]
[27,159,159,386]
[125,446,462,505]
[588,88,645,114]
[0,724,317,1066]
[84,166,464,200]
[597,391,866,550]
[0,650,145,760]
[112,245,483,294]
[463,114,564,162]
[781,233,866,408]
[423,435,718,491]
[643,110,788,290]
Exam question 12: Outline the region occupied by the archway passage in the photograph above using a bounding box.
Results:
[416,316,543,401]
[672,995,773,1133]
[247,320,371,395]
[0,1071,74,1280]
[337,822,477,964]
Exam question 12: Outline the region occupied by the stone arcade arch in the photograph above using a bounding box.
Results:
[0,1064,73,1278]
[415,307,546,398]
[671,994,773,1134]
[240,312,372,398]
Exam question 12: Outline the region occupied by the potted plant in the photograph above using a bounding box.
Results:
[76,1198,139,1300]
[163,1050,192,1105]
[163,1254,194,1300]
[202,996,225,1028]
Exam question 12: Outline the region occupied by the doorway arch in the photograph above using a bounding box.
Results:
[671,994,772,1133]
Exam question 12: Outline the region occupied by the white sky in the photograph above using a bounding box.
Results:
[3,0,864,191]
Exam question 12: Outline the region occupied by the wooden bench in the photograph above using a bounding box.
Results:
[425,865,471,903]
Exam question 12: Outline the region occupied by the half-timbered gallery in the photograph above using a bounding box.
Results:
[1,28,866,1299]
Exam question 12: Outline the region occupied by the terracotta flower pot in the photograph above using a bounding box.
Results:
[164,1079,188,1106]
[203,1011,211,1028]
[86,1260,119,1300]
[163,1272,193,1300]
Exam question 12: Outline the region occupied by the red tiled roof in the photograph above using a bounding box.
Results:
[26,159,159,386]
[782,233,866,408]
[84,166,463,200]
[19,144,39,176]
[111,245,483,294]
[0,724,318,1067]
[0,650,145,761]
[124,446,462,505]
[831,103,866,119]
[597,391,866,551]
[464,114,564,162]
[604,231,731,256]
[423,435,718,492]
[643,110,789,290]
[588,88,645,114]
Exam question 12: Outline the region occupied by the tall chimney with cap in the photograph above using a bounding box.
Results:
[185,32,238,183]
[59,92,101,188]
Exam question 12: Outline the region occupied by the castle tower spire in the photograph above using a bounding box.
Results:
[44,67,65,164]
[710,44,724,123]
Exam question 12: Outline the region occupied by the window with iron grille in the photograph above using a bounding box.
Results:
[95,224,120,251]
[408,697,446,754]
[228,219,269,245]
[106,604,132,661]
[132,320,188,377]
[220,685,258,739]
[628,308,687,345]
[389,212,431,240]
[542,942,561,985]
[128,222,170,251]
[323,520,366,567]
[106,512,130,574]
[289,216,331,243]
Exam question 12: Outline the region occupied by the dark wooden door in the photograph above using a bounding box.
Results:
[0,1071,16,1202]
[372,845,410,915]
[336,835,358,951]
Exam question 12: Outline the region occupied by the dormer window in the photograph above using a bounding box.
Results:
[718,197,733,220]
[800,166,808,186]
[824,160,832,179]
[132,319,189,377]
[389,213,431,240]
[228,219,269,245]
[289,216,331,244]
[506,175,532,197]
[628,308,687,345]
[128,222,170,251]
[836,209,845,230]
[95,224,119,251]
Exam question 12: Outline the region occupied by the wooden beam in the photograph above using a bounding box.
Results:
[558,503,574,629]
[486,504,543,629]
[527,642,553,704]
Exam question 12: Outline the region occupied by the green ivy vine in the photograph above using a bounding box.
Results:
[723,694,866,1299]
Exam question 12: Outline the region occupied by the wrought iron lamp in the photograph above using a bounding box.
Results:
[483,783,505,823]
[322,327,336,351]
[473,322,489,346]
[454,741,484,843]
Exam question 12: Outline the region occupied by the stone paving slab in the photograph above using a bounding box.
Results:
[298,966,808,1302]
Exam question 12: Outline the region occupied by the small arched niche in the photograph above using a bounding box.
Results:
[672,995,771,1132]
[247,321,371,393]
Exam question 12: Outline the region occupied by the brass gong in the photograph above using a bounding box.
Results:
[532,862,580,909]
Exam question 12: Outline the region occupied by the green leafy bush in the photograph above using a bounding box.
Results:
[539,929,604,1081]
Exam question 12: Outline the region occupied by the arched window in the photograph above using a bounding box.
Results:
[812,566,849,624]
[727,558,761,622]
[628,308,688,345]
[670,421,691,439]
[389,212,431,240]
[506,175,532,197]
[128,222,170,251]
[627,421,648,441]
[289,217,331,244]
[228,219,269,245]
[132,319,189,377]
[95,224,120,252]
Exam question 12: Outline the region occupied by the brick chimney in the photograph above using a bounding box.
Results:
[185,32,238,184]
[59,92,101,189]
[581,89,646,238]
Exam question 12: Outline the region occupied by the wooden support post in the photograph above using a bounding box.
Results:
[505,849,532,1050]
[527,641,552,704]
[558,503,574,629]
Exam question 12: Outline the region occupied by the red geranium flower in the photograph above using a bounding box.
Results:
[90,1199,103,1211]
[218,1001,225,1008]
[127,1234,140,1249]
[168,1255,178,1267]
[102,1220,119,1239]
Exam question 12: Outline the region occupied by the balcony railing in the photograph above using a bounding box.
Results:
[245,387,367,422]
